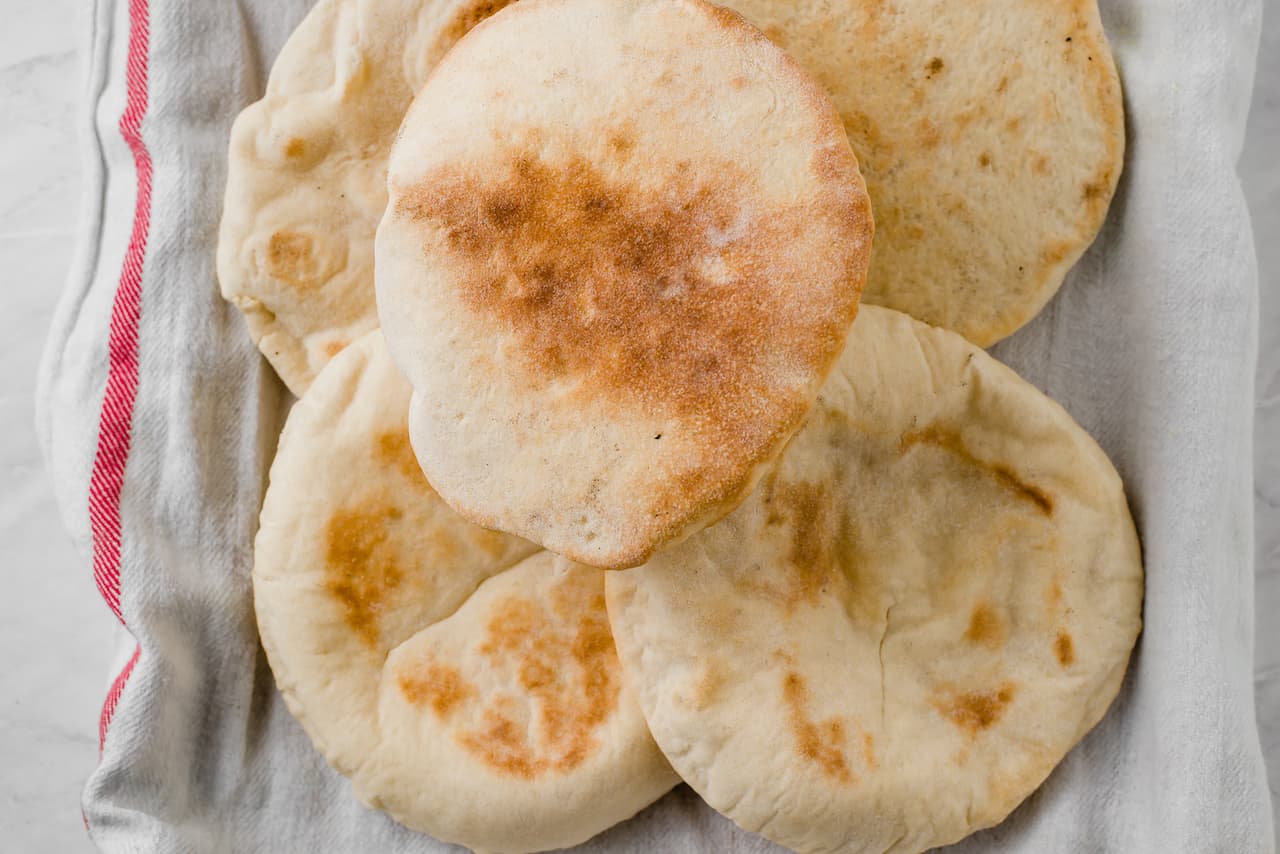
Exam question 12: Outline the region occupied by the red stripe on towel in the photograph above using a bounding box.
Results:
[88,0,151,623]
[88,0,151,760]
[99,643,142,753]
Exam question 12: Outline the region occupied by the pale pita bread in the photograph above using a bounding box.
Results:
[253,331,677,852]
[606,305,1144,854]
[717,0,1124,344]
[217,0,518,395]
[376,0,873,569]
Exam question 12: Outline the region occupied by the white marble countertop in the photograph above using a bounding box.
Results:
[1247,6,1280,828]
[1,4,114,852]
[0,2,1275,851]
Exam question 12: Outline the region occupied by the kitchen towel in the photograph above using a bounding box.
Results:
[36,0,1276,850]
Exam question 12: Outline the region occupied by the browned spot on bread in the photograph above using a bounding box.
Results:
[394,147,865,428]
[925,57,945,76]
[704,2,758,41]
[1055,630,1076,667]
[439,0,518,47]
[899,426,1054,515]
[730,74,749,91]
[989,465,1054,513]
[917,118,941,149]
[375,429,428,484]
[784,481,830,574]
[933,683,1017,736]
[460,704,544,779]
[751,478,847,609]
[398,660,476,717]
[862,732,878,770]
[323,505,405,647]
[1041,239,1074,267]
[1082,181,1106,201]
[692,662,725,711]
[454,571,620,778]
[952,105,980,130]
[995,76,1009,94]
[323,340,347,358]
[1048,579,1064,609]
[782,671,856,784]
[978,152,992,168]
[1006,116,1023,133]
[284,137,306,158]
[842,109,884,153]
[964,603,1005,648]
[1032,154,1051,175]
[606,129,635,158]
[265,231,318,288]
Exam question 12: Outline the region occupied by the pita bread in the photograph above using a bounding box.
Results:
[606,305,1144,854]
[376,0,873,569]
[221,0,1121,399]
[718,0,1124,344]
[253,331,677,852]
[217,0,519,395]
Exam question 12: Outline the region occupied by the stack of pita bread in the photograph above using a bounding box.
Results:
[220,0,1142,851]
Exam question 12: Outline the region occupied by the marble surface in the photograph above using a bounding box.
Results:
[0,2,1274,852]
[0,3,114,852]
[1245,2,1280,824]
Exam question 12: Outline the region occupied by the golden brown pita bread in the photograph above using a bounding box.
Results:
[220,0,1122,398]
[717,0,1124,344]
[217,0,519,395]
[606,306,1143,854]
[253,331,677,851]
[376,0,873,569]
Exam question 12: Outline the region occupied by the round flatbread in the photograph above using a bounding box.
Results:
[220,0,1121,400]
[606,305,1144,854]
[253,332,677,852]
[376,0,873,569]
[715,0,1123,344]
[217,0,518,395]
